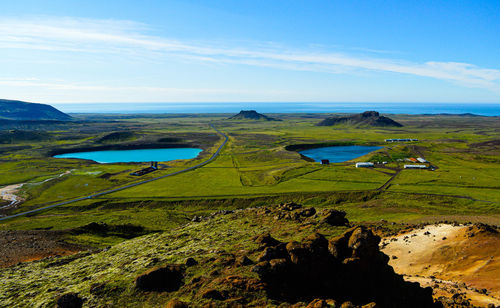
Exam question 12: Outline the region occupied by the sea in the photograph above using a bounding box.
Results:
[52,102,500,116]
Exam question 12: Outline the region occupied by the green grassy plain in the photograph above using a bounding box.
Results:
[0,113,499,246]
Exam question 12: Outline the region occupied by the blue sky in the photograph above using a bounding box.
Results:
[1,0,499,103]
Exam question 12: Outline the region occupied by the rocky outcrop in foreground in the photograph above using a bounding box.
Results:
[252,227,439,307]
[1,202,453,307]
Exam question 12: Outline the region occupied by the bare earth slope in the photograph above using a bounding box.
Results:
[382,223,500,307]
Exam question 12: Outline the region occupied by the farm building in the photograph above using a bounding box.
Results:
[384,138,418,142]
[321,159,330,165]
[356,162,374,168]
[130,161,158,176]
[417,157,428,163]
[404,164,428,169]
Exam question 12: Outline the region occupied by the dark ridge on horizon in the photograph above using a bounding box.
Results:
[0,99,72,121]
[317,111,403,127]
[228,110,281,121]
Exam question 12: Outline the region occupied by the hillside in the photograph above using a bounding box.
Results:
[229,110,280,121]
[0,99,71,121]
[0,204,442,308]
[317,111,403,127]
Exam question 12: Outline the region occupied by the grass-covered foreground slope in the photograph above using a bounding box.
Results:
[0,203,444,308]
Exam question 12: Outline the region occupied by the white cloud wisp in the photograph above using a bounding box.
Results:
[1,17,499,95]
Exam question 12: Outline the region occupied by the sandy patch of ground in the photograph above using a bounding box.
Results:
[381,223,500,307]
[0,183,25,209]
[0,170,72,212]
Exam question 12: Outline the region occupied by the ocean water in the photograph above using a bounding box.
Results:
[299,146,383,163]
[54,148,202,163]
[52,102,500,116]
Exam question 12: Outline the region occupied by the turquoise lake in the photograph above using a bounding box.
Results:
[299,145,382,163]
[54,148,202,163]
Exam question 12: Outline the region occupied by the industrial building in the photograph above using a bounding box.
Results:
[130,161,158,176]
[356,162,374,168]
[384,138,419,142]
[404,164,428,169]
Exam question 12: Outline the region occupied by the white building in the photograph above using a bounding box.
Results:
[417,157,428,163]
[385,138,419,142]
[404,164,428,169]
[356,162,374,168]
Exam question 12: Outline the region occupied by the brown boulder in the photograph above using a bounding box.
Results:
[200,288,225,300]
[235,255,253,266]
[135,264,184,292]
[328,227,356,260]
[251,258,290,279]
[321,209,349,226]
[185,257,198,267]
[306,299,330,308]
[277,202,302,211]
[165,299,189,308]
[298,207,317,217]
[348,227,380,259]
[257,244,287,262]
[56,293,83,308]
[222,275,265,292]
[254,233,281,248]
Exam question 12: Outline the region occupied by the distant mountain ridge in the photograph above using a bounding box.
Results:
[229,110,280,121]
[317,111,402,127]
[0,99,71,121]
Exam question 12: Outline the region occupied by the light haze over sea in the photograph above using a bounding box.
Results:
[53,102,500,116]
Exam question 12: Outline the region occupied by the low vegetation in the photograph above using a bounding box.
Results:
[0,111,499,307]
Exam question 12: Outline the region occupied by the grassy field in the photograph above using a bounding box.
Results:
[0,112,499,247]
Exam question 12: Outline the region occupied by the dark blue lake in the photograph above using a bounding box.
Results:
[299,146,382,163]
[54,148,202,163]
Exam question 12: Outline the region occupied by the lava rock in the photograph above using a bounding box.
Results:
[200,288,225,300]
[56,293,83,308]
[254,233,281,248]
[135,264,184,292]
[165,299,189,308]
[321,209,349,226]
[235,255,253,266]
[185,257,198,267]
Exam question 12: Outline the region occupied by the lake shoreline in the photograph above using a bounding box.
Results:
[298,145,383,163]
[49,143,199,157]
[53,147,203,164]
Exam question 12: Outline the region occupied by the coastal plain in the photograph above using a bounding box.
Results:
[0,112,499,307]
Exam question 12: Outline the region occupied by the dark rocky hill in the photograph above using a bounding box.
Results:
[317,111,402,127]
[0,99,71,121]
[229,110,280,121]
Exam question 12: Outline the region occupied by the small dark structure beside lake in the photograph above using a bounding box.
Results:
[130,161,158,176]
